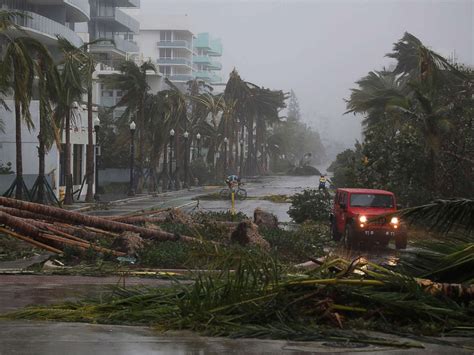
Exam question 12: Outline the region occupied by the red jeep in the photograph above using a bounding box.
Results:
[330,188,407,249]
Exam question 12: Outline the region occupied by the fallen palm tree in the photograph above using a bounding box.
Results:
[0,197,206,256]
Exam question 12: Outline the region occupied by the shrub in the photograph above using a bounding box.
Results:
[261,222,331,263]
[288,189,332,223]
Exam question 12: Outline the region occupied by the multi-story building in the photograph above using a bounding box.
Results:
[88,0,140,110]
[138,15,194,92]
[193,32,223,85]
[0,0,97,198]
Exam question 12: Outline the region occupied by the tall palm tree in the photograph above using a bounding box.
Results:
[55,38,85,205]
[23,38,61,204]
[0,36,35,200]
[101,60,156,193]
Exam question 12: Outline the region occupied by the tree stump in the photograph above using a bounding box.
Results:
[230,220,270,251]
[254,208,279,229]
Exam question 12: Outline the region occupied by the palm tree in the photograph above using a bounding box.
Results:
[0,36,35,200]
[101,60,156,193]
[55,38,85,205]
[23,38,61,204]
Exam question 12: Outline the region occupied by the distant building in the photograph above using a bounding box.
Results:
[193,32,223,86]
[138,15,194,92]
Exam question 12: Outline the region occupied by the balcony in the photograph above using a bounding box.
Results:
[195,71,222,84]
[92,8,139,34]
[193,55,211,65]
[13,11,83,47]
[157,40,193,52]
[208,60,222,70]
[157,57,193,68]
[64,0,90,22]
[194,33,211,49]
[168,74,194,82]
[115,0,141,7]
[209,39,223,57]
[90,35,139,56]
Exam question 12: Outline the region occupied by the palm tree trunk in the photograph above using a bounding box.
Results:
[37,115,46,203]
[64,108,73,205]
[246,116,255,176]
[85,81,94,202]
[136,105,145,193]
[14,96,23,200]
[162,141,168,191]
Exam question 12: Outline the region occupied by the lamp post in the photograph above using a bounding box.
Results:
[128,121,136,196]
[93,117,100,200]
[183,131,189,188]
[168,129,175,190]
[223,137,228,176]
[196,133,201,158]
[239,139,244,176]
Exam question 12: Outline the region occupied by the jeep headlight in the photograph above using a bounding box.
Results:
[390,217,399,225]
[359,215,368,223]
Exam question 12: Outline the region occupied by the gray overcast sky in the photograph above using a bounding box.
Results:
[138,0,473,148]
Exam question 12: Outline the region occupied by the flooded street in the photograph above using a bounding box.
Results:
[195,175,322,222]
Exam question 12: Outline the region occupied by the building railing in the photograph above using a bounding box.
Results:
[14,11,83,47]
[92,35,139,55]
[115,0,140,7]
[208,60,222,70]
[193,55,212,64]
[65,0,90,20]
[93,8,139,34]
[157,40,192,50]
[157,57,193,67]
[168,74,194,82]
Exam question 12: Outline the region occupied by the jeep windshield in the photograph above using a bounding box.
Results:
[350,194,394,208]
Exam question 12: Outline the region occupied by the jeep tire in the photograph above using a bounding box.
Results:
[395,234,408,250]
[344,225,358,250]
[331,221,341,241]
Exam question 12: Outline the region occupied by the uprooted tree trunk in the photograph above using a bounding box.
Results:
[0,197,198,243]
[230,220,270,251]
[0,211,124,256]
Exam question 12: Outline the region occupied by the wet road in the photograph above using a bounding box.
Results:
[194,175,320,222]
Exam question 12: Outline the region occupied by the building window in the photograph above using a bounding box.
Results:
[159,48,172,58]
[160,66,171,76]
[160,31,172,41]
[73,144,83,186]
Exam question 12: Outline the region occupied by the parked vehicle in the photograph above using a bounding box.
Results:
[330,188,407,249]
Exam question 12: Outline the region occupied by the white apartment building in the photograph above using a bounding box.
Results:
[138,15,195,92]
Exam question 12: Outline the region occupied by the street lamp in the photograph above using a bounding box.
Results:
[128,121,136,196]
[169,129,175,190]
[196,133,201,158]
[183,131,189,188]
[223,137,228,176]
[239,139,244,176]
[93,117,100,200]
